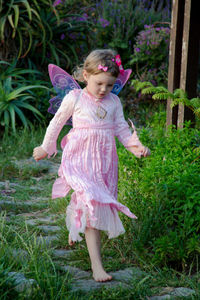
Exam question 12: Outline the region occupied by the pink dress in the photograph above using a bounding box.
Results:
[41,89,144,242]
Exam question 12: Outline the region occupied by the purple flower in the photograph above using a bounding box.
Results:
[53,0,63,7]
[60,34,65,40]
[99,18,110,28]
[135,47,140,53]
[69,33,77,40]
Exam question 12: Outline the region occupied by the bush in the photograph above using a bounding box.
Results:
[88,0,171,63]
[0,61,48,134]
[129,24,170,85]
[0,0,93,71]
[118,120,200,271]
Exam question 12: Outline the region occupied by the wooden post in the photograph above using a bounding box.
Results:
[166,0,200,128]
[177,0,200,128]
[166,0,185,128]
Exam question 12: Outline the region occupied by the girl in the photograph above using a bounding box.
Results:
[33,49,150,282]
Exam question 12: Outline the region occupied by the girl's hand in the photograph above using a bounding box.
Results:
[33,146,47,162]
[141,146,151,157]
[127,145,151,158]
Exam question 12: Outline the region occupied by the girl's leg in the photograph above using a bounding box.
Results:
[85,227,112,282]
[68,234,75,246]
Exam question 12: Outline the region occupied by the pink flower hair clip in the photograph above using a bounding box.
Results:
[112,54,124,75]
[98,64,108,72]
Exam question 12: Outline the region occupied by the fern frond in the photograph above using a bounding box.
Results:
[141,87,157,94]
[131,80,153,93]
[194,107,200,114]
[152,92,169,100]
[190,98,200,109]
[173,88,187,99]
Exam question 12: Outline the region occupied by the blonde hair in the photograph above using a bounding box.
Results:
[73,49,120,82]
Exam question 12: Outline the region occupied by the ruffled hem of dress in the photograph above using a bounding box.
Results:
[66,199,126,242]
[52,176,137,242]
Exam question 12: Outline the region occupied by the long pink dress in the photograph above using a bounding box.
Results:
[41,89,144,242]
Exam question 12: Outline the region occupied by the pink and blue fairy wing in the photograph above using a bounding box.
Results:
[111,69,132,95]
[48,64,81,124]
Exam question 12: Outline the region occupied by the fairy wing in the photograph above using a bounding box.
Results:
[48,64,81,117]
[111,69,132,95]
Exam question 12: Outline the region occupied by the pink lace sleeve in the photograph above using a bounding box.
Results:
[41,90,77,157]
[114,95,144,157]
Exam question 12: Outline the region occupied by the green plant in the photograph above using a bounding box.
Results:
[0,76,47,133]
[0,0,42,59]
[89,0,171,63]
[131,79,200,119]
[119,123,200,270]
[129,25,170,85]
[0,0,93,69]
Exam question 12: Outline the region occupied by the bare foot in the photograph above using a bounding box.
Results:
[68,234,75,246]
[92,267,112,282]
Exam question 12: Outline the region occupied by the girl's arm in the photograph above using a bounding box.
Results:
[33,90,78,160]
[114,95,150,158]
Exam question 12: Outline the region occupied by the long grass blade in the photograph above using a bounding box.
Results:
[4,110,10,128]
[21,22,33,57]
[8,104,16,133]
[0,16,6,42]
[14,105,28,127]
[16,102,44,118]
[8,14,14,28]
[21,0,32,21]
[7,85,48,101]
[17,28,23,59]
[12,5,19,38]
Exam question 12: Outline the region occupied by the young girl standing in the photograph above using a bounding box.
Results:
[33,49,150,282]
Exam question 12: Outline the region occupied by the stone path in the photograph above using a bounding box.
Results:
[0,158,197,299]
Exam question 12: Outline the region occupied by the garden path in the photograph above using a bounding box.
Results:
[0,158,196,299]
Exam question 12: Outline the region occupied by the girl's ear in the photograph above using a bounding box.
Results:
[83,70,88,82]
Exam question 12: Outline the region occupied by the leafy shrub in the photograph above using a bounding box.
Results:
[129,25,170,85]
[88,0,171,63]
[118,122,200,270]
[131,79,200,120]
[0,0,93,70]
[0,61,48,134]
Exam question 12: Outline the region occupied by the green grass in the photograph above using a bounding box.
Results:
[0,114,200,299]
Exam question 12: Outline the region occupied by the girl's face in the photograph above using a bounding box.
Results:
[83,70,116,99]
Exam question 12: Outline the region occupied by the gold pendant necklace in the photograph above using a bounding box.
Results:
[96,105,107,119]
[85,88,107,119]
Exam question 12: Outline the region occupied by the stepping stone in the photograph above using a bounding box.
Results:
[150,287,196,300]
[15,158,60,175]
[110,267,145,283]
[12,249,29,263]
[0,200,45,207]
[16,209,51,217]
[25,216,56,226]
[36,235,59,246]
[59,265,91,280]
[171,287,195,297]
[0,181,25,189]
[29,186,44,191]
[25,219,38,226]
[37,225,60,233]
[30,197,49,203]
[70,278,128,292]
[150,296,171,300]
[52,249,74,259]
[7,272,38,297]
